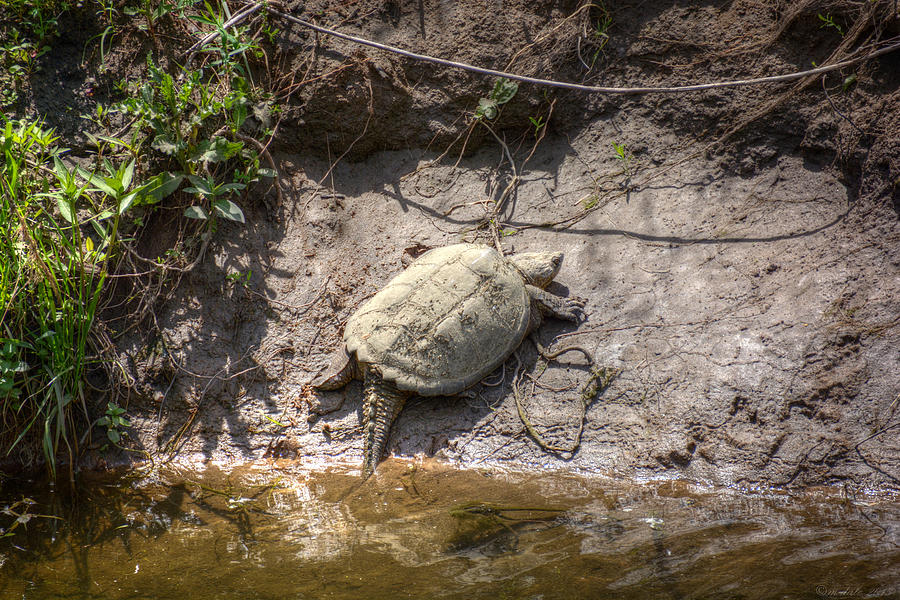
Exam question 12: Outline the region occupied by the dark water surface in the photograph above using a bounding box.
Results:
[0,460,897,599]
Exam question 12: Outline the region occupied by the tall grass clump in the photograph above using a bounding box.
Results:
[0,117,125,479]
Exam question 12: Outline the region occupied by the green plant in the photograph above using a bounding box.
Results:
[612,141,630,168]
[580,194,599,210]
[817,13,844,36]
[474,78,519,120]
[842,73,857,92]
[183,174,245,223]
[189,0,261,81]
[96,402,130,445]
[528,115,545,136]
[1,118,100,478]
[0,339,29,401]
[124,0,183,38]
[112,50,274,239]
[0,116,180,477]
[226,269,251,287]
[592,6,612,54]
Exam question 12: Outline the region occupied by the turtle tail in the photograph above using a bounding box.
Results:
[362,370,407,478]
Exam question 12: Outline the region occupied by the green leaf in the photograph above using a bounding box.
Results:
[121,158,135,190]
[52,156,70,183]
[491,78,518,104]
[151,134,179,155]
[184,205,208,220]
[90,218,108,240]
[475,98,498,120]
[56,194,75,224]
[231,103,248,130]
[107,429,120,443]
[118,190,139,215]
[184,175,213,196]
[842,74,857,92]
[192,137,244,163]
[145,172,184,202]
[76,167,119,197]
[95,135,132,149]
[212,198,245,223]
[257,168,277,178]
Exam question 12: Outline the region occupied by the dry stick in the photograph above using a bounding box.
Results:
[262,5,900,94]
[479,122,519,252]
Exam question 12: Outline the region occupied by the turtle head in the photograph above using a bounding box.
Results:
[509,251,563,289]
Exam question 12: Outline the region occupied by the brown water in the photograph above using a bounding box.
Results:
[0,459,897,599]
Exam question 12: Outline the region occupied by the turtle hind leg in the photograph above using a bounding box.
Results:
[312,345,358,390]
[362,370,408,478]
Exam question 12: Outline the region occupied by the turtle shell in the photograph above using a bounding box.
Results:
[344,244,531,395]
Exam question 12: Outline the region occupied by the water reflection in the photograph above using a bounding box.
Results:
[0,459,897,599]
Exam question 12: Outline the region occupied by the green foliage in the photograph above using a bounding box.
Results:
[183,174,245,223]
[0,0,71,106]
[611,141,632,184]
[226,269,251,287]
[189,0,262,79]
[0,115,180,476]
[1,117,101,477]
[842,73,857,92]
[124,0,190,35]
[592,5,612,57]
[96,402,130,444]
[817,13,844,36]
[114,53,268,228]
[528,115,545,136]
[475,78,519,120]
[0,0,279,476]
[580,194,599,210]
[612,141,630,167]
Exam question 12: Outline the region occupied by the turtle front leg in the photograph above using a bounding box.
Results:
[526,285,586,327]
[362,368,408,478]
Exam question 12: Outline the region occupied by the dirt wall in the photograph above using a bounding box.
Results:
[67,0,900,490]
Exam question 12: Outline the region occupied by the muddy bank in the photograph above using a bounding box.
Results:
[29,1,896,489]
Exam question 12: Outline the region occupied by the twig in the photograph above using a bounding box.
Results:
[821,74,867,139]
[122,230,212,273]
[262,5,900,95]
[855,421,900,449]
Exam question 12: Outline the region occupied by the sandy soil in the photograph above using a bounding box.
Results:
[24,0,899,490]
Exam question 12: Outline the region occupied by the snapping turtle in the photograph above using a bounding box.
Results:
[313,243,584,476]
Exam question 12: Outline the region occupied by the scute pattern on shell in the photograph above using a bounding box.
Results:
[344,244,531,395]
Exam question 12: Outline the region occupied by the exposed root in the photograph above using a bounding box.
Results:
[511,338,618,457]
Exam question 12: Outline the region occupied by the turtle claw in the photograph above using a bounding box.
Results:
[558,296,587,322]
